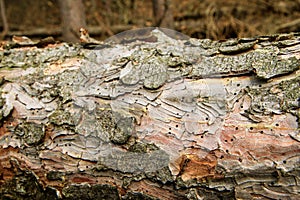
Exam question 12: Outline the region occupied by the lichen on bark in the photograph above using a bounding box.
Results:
[0,29,299,199]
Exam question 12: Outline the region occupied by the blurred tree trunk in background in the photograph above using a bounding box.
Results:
[58,0,86,42]
[152,0,174,28]
[0,0,8,39]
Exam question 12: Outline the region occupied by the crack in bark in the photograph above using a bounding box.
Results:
[0,29,299,199]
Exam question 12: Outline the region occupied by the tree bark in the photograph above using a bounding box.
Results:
[0,30,299,199]
[58,0,86,42]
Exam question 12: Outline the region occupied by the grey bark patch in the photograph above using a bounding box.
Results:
[109,114,134,144]
[120,61,141,85]
[253,56,300,79]
[98,149,169,173]
[49,109,75,126]
[62,184,120,200]
[142,61,168,89]
[14,122,45,146]
[219,40,257,54]
[246,76,300,116]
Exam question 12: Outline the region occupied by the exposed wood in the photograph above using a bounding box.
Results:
[0,29,299,199]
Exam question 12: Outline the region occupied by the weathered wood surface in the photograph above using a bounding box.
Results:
[0,28,299,199]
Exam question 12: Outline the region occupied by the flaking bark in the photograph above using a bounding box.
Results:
[0,29,299,199]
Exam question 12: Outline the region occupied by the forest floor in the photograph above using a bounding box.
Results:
[2,0,300,41]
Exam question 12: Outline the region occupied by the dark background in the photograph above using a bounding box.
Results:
[1,0,300,42]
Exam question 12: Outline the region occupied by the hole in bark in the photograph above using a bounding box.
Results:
[225,140,228,142]
[275,123,279,127]
[258,84,262,87]
[226,149,229,153]
[240,105,244,108]
[220,155,224,159]
[235,127,238,130]
[249,127,253,130]
[175,125,179,128]
[238,158,242,162]
[168,132,172,134]
[270,182,275,186]
[260,130,264,134]
[231,139,233,142]
[169,127,172,130]
[191,146,194,149]
[201,135,203,138]
[235,99,239,103]
[283,160,287,164]
[233,92,237,95]
[237,83,240,87]
[205,117,209,120]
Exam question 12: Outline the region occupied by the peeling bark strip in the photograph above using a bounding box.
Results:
[0,28,299,199]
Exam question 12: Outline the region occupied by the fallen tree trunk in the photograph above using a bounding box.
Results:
[0,28,299,199]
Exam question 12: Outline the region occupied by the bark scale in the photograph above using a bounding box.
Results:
[0,29,299,199]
